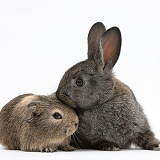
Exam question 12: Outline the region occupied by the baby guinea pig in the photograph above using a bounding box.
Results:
[0,93,78,152]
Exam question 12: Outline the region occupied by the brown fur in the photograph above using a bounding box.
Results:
[0,93,78,152]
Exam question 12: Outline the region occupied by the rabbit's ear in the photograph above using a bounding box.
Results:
[88,22,106,59]
[99,27,121,70]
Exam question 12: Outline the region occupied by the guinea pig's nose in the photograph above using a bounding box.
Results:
[75,122,78,128]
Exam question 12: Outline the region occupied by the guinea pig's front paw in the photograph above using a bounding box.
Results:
[98,142,120,151]
[41,147,57,153]
[60,145,76,151]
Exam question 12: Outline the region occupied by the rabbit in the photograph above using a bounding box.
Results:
[0,93,78,152]
[56,22,160,151]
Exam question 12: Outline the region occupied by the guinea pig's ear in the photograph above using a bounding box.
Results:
[88,22,106,59]
[26,102,42,123]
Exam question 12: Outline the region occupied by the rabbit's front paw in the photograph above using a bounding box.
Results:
[98,142,120,151]
[102,146,120,151]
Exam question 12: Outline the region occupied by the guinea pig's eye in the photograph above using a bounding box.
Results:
[52,112,62,119]
[75,77,84,87]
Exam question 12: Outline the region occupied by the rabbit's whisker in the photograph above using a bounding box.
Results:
[72,134,81,149]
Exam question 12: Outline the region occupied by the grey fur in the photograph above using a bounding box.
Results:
[56,22,160,150]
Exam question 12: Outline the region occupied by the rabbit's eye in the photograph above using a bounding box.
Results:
[52,112,62,119]
[75,78,84,87]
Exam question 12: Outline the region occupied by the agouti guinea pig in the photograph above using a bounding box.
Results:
[0,93,78,152]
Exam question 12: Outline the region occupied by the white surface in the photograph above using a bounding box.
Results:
[0,0,160,159]
[0,145,160,160]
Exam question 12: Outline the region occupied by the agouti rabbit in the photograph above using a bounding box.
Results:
[56,22,160,150]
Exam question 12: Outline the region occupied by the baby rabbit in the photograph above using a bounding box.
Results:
[0,93,78,152]
[56,22,160,151]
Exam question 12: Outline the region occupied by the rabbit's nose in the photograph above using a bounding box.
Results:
[62,92,69,97]
[56,89,69,98]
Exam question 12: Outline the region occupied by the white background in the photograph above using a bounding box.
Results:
[0,0,160,159]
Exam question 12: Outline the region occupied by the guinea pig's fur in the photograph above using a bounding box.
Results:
[0,93,78,152]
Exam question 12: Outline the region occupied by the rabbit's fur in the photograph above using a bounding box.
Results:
[0,93,78,152]
[56,22,160,150]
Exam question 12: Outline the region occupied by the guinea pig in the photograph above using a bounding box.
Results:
[0,93,78,152]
